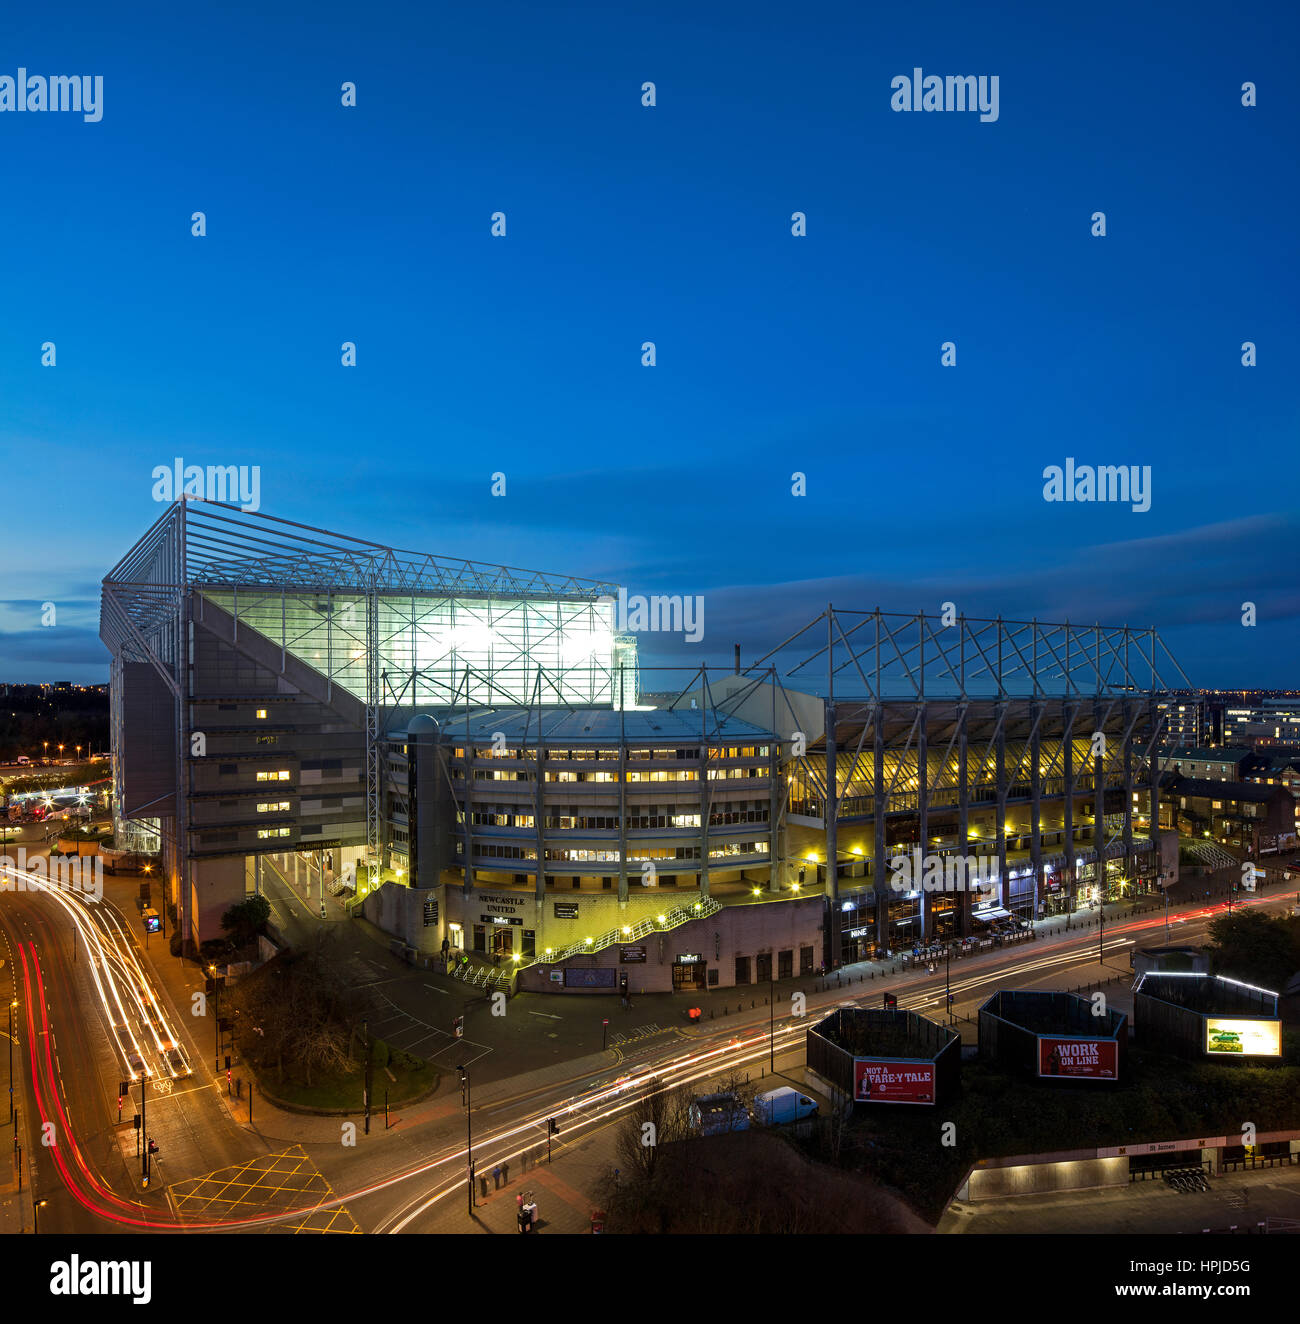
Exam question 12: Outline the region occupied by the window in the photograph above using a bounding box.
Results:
[778,950,793,979]
[800,946,814,975]
[256,770,291,782]
[735,955,751,985]
[755,953,772,982]
[256,801,291,813]
[257,827,291,839]
[256,709,268,720]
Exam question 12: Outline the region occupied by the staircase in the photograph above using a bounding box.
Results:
[535,896,722,968]
[1186,840,1239,871]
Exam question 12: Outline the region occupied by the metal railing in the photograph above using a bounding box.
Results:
[531,897,724,969]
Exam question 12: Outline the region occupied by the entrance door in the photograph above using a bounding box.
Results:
[491,926,513,958]
[672,960,705,991]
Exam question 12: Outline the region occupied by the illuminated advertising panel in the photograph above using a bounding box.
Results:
[854,1059,935,1104]
[1037,1037,1117,1079]
[1204,1018,1281,1057]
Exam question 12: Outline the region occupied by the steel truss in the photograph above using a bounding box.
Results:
[100,499,622,927]
[737,608,1192,962]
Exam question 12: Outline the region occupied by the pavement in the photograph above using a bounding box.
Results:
[941,1163,1300,1235]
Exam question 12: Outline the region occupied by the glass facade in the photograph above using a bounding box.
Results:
[201,589,638,707]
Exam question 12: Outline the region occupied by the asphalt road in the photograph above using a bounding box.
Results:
[3,845,1295,1235]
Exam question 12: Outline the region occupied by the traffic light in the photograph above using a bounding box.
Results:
[147,1138,158,1155]
[548,1118,559,1135]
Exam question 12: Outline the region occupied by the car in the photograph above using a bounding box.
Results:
[611,1065,652,1093]
[161,1044,192,1078]
[14,756,30,766]
[113,1025,150,1080]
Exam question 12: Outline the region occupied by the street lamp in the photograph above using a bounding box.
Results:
[458,1064,474,1213]
[42,742,48,761]
[33,1197,47,1234]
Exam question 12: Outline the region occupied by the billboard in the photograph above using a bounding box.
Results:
[854,1059,935,1105]
[1037,1037,1118,1079]
[1205,1018,1281,1058]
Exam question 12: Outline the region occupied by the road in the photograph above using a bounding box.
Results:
[2,847,1294,1234]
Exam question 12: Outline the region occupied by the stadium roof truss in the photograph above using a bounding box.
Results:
[100,498,625,876]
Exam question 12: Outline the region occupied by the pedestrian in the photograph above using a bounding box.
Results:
[493,1164,502,1190]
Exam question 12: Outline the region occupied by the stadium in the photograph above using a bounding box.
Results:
[100,500,1189,990]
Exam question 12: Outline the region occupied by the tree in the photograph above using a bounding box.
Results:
[220,894,272,945]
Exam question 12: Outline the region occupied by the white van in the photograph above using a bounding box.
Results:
[753,1086,819,1126]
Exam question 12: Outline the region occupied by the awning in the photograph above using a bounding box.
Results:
[973,906,1011,921]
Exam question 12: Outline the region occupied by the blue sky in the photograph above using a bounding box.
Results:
[1,0,1296,685]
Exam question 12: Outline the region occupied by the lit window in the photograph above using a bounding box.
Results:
[256,709,268,720]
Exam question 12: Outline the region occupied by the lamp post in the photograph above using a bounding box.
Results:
[769,966,775,1073]
[363,1018,371,1136]
[8,999,16,1122]
[458,1065,474,1213]
[210,965,219,1070]
[33,1196,47,1234]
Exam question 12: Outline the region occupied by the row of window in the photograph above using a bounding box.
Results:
[456,745,772,761]
[463,804,769,830]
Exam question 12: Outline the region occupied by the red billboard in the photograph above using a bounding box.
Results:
[854,1059,935,1104]
[1037,1037,1117,1080]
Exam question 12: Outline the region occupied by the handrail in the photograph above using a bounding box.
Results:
[522,896,723,971]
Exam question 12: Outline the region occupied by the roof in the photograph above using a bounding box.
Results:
[1168,777,1282,804]
[390,705,773,743]
[1165,747,1255,763]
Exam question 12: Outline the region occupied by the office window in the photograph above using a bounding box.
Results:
[256,709,268,720]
